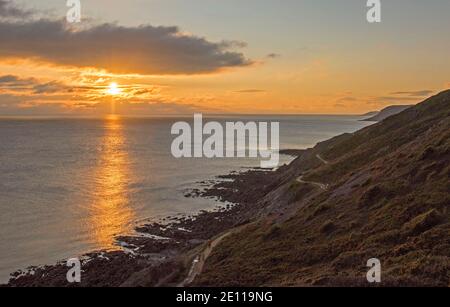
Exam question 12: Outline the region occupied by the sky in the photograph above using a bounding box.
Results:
[0,0,449,115]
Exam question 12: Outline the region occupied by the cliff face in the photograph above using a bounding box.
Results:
[195,90,450,286]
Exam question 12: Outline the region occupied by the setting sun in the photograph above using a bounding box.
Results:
[107,82,121,95]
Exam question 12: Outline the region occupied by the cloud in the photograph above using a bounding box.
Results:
[0,75,35,88]
[367,96,422,106]
[0,75,70,94]
[0,75,170,111]
[0,18,253,75]
[266,53,281,59]
[0,74,223,115]
[0,92,222,116]
[365,89,436,106]
[220,40,248,49]
[389,90,434,97]
[0,75,18,83]
[32,81,70,94]
[0,0,31,18]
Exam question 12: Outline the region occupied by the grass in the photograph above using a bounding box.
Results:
[193,90,450,287]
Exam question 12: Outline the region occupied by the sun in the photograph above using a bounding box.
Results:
[107,82,121,95]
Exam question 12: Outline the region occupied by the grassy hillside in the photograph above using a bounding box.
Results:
[194,90,450,287]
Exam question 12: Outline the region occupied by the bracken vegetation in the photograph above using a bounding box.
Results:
[194,90,450,287]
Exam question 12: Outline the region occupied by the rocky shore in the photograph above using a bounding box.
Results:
[4,90,450,288]
[3,154,300,287]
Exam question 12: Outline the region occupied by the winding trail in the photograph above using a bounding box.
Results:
[296,175,329,191]
[295,153,330,191]
[180,228,239,286]
[316,154,329,165]
[180,153,331,286]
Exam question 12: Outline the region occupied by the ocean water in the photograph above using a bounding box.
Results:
[0,115,372,282]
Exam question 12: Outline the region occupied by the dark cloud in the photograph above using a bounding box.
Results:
[0,75,38,93]
[220,40,248,49]
[367,96,422,106]
[266,53,281,59]
[0,75,78,95]
[0,75,35,87]
[0,0,31,18]
[390,90,434,97]
[0,75,17,82]
[32,81,70,94]
[0,18,253,75]
[365,90,436,106]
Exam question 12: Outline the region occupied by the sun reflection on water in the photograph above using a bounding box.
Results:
[88,116,135,250]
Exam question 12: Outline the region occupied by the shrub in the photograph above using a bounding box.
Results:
[320,220,336,234]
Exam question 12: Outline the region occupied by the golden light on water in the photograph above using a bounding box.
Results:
[88,116,135,249]
[105,114,120,121]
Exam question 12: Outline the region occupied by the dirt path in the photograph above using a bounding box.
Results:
[316,154,329,165]
[180,153,330,286]
[180,229,237,286]
[293,153,330,190]
[297,175,329,191]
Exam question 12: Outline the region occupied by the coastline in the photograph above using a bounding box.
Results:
[5,88,449,287]
[0,115,371,284]
[3,151,304,287]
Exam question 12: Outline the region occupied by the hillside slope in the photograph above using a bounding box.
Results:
[363,105,412,122]
[195,90,450,287]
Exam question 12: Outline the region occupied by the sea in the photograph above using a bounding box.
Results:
[0,115,372,282]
